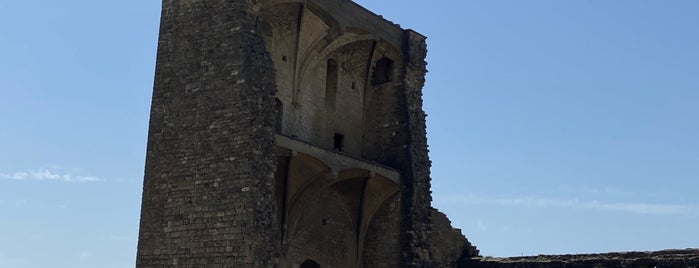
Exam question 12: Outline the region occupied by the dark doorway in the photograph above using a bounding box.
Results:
[300,259,320,268]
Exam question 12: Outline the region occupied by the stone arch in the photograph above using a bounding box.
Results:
[361,192,401,267]
[260,0,341,30]
[290,167,400,263]
[332,170,400,261]
[284,152,332,235]
[295,33,376,99]
[259,2,305,113]
[260,0,407,156]
[285,168,356,267]
[300,259,321,268]
[275,135,401,266]
[275,148,332,247]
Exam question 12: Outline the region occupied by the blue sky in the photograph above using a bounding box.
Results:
[1,0,697,267]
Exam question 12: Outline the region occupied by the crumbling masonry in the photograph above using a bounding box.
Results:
[136,0,699,267]
[136,0,476,266]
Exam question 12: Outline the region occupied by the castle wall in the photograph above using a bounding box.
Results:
[136,1,471,267]
[362,195,402,267]
[259,4,439,265]
[402,30,434,266]
[136,0,279,266]
[430,209,480,267]
[285,187,357,268]
[262,2,387,156]
[325,40,373,155]
[460,249,699,268]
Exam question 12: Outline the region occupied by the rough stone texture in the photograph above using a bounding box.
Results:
[285,187,357,267]
[460,249,699,268]
[362,195,401,267]
[136,0,473,267]
[136,1,699,267]
[136,0,280,267]
[397,30,434,267]
[431,208,479,267]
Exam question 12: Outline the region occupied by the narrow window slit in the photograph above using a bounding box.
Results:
[333,133,344,151]
[325,59,338,110]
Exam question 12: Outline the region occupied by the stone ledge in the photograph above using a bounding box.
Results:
[275,133,400,183]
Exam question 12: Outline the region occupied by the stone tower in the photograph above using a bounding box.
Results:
[136,0,475,267]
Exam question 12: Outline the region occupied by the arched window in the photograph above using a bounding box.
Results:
[325,59,338,110]
[371,57,393,85]
[300,259,320,268]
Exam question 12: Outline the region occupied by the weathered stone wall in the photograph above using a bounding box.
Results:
[285,187,356,268]
[460,249,699,268]
[135,1,699,268]
[430,208,480,267]
[137,0,477,267]
[362,195,402,267]
[361,44,405,164]
[262,3,331,148]
[326,40,374,155]
[398,30,434,267]
[261,1,401,156]
[259,1,438,266]
[136,0,279,266]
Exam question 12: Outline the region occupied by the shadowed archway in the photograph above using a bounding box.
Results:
[275,135,400,266]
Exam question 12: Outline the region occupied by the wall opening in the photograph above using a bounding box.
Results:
[300,259,320,268]
[371,57,394,85]
[333,133,344,151]
[274,154,292,245]
[325,59,338,111]
[274,98,283,132]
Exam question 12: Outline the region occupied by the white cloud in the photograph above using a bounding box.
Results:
[581,201,691,215]
[558,185,636,197]
[439,194,694,215]
[0,167,102,182]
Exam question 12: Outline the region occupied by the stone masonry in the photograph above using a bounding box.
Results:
[136,0,698,267]
[461,249,699,268]
[136,0,280,266]
[136,0,476,267]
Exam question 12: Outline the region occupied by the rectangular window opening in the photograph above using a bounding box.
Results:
[333,133,344,151]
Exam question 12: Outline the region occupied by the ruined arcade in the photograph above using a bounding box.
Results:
[136,0,473,267]
[136,0,699,267]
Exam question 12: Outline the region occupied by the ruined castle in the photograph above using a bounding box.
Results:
[136,0,698,267]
